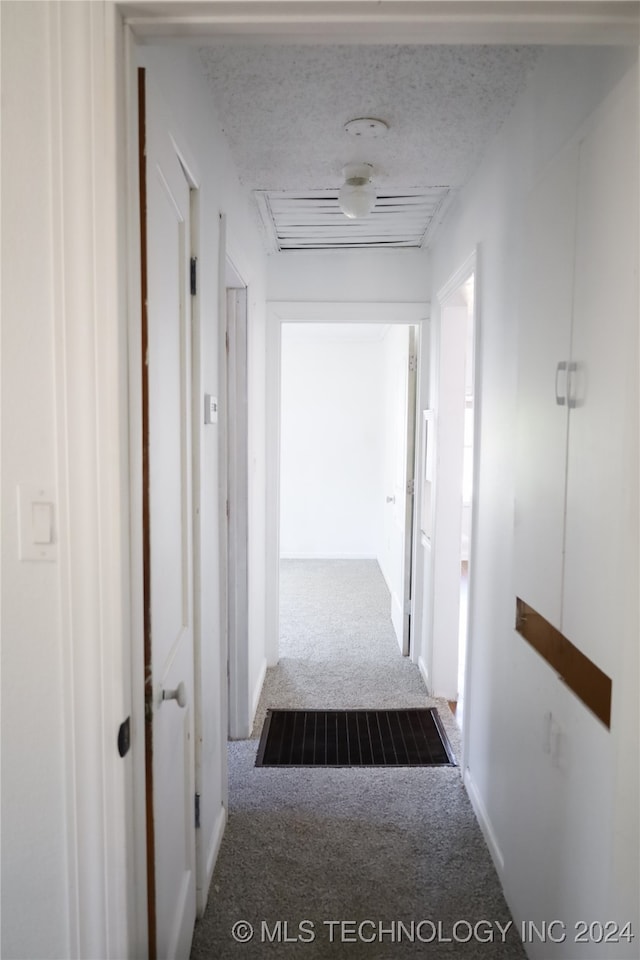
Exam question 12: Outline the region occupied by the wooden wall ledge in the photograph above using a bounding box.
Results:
[515,598,612,728]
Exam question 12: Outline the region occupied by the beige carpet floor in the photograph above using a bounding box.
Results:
[190,560,525,959]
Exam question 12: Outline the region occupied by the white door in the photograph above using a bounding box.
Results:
[383,326,418,654]
[144,73,196,960]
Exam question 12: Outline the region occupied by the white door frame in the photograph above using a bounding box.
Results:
[430,249,480,775]
[266,301,429,667]
[225,279,251,739]
[53,5,635,957]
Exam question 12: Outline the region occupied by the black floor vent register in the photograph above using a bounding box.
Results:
[256,708,456,767]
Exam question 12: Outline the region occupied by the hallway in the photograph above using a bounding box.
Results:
[191,562,525,959]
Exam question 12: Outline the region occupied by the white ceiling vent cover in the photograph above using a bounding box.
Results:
[255,188,450,252]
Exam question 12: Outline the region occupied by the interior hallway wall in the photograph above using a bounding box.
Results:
[1,4,70,954]
[425,46,638,958]
[268,248,430,302]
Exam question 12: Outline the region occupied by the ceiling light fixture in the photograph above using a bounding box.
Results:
[338,162,376,219]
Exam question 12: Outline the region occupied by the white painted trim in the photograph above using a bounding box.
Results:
[462,250,483,783]
[217,215,230,811]
[266,301,429,667]
[435,250,478,305]
[464,767,505,875]
[227,287,251,740]
[251,656,268,730]
[409,319,430,667]
[49,8,80,953]
[280,553,379,561]
[50,4,134,957]
[418,655,431,694]
[120,1,640,46]
[265,308,283,667]
[197,806,227,918]
[269,300,429,325]
[433,248,480,778]
[187,172,207,929]
[391,592,404,651]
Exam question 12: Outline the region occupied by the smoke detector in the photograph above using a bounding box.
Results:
[344,117,389,138]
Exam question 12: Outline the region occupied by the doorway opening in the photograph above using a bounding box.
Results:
[277,321,419,672]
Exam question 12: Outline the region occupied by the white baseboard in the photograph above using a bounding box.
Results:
[391,591,403,647]
[197,804,227,917]
[251,656,267,727]
[418,655,431,693]
[463,766,504,874]
[378,558,393,597]
[279,553,378,560]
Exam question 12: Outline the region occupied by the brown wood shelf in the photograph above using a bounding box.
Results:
[515,598,612,728]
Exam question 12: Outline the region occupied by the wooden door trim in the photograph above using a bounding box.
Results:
[137,66,157,960]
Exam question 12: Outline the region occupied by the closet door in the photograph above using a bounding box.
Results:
[514,140,579,629]
[562,73,639,673]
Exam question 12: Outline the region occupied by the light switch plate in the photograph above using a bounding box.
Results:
[18,483,57,562]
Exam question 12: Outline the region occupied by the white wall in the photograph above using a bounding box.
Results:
[280,324,385,559]
[425,46,638,957]
[1,4,70,955]
[268,248,430,303]
[279,321,418,621]
[136,42,268,906]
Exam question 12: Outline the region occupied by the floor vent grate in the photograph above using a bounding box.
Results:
[255,708,456,767]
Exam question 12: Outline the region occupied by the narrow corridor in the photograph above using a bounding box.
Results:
[191,561,524,959]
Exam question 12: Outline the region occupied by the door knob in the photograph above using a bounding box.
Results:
[386,495,395,503]
[162,681,187,708]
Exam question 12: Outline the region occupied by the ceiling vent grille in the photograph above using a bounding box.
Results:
[254,188,450,252]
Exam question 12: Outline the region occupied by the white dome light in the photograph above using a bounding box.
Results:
[338,163,376,219]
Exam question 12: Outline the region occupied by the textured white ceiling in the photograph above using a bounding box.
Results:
[200,44,540,188]
[199,44,541,248]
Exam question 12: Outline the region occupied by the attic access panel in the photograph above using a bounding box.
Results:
[255,187,450,252]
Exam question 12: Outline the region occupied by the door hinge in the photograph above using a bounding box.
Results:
[406,478,415,496]
[225,330,229,352]
[226,499,230,519]
[409,354,418,372]
[190,257,197,296]
[405,599,412,615]
[195,793,201,830]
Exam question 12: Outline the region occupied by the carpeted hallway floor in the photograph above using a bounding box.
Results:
[190,560,526,959]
